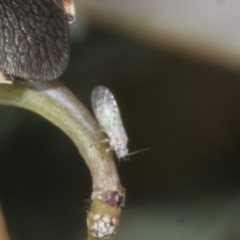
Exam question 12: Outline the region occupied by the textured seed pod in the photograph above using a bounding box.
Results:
[0,0,70,81]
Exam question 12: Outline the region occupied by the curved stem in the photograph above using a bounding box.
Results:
[0,73,125,240]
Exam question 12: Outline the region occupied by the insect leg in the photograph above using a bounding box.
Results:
[90,138,110,148]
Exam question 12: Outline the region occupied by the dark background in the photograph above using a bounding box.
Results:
[1,27,240,239]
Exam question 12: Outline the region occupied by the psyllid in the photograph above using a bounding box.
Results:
[91,86,148,160]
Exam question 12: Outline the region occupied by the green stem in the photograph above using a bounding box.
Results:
[0,75,124,240]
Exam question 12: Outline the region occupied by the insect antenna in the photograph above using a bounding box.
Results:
[127,148,149,157]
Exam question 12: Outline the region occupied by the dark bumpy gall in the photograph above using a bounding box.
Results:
[0,0,70,80]
[105,191,126,207]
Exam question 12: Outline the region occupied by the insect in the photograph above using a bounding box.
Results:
[0,0,75,81]
[91,86,129,160]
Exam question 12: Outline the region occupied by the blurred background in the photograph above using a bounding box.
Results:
[1,0,240,239]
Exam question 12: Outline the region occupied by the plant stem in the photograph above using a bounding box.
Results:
[0,74,125,239]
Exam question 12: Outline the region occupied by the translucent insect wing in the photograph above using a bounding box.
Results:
[91,86,127,139]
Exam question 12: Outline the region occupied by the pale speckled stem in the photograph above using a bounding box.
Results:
[0,73,124,240]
